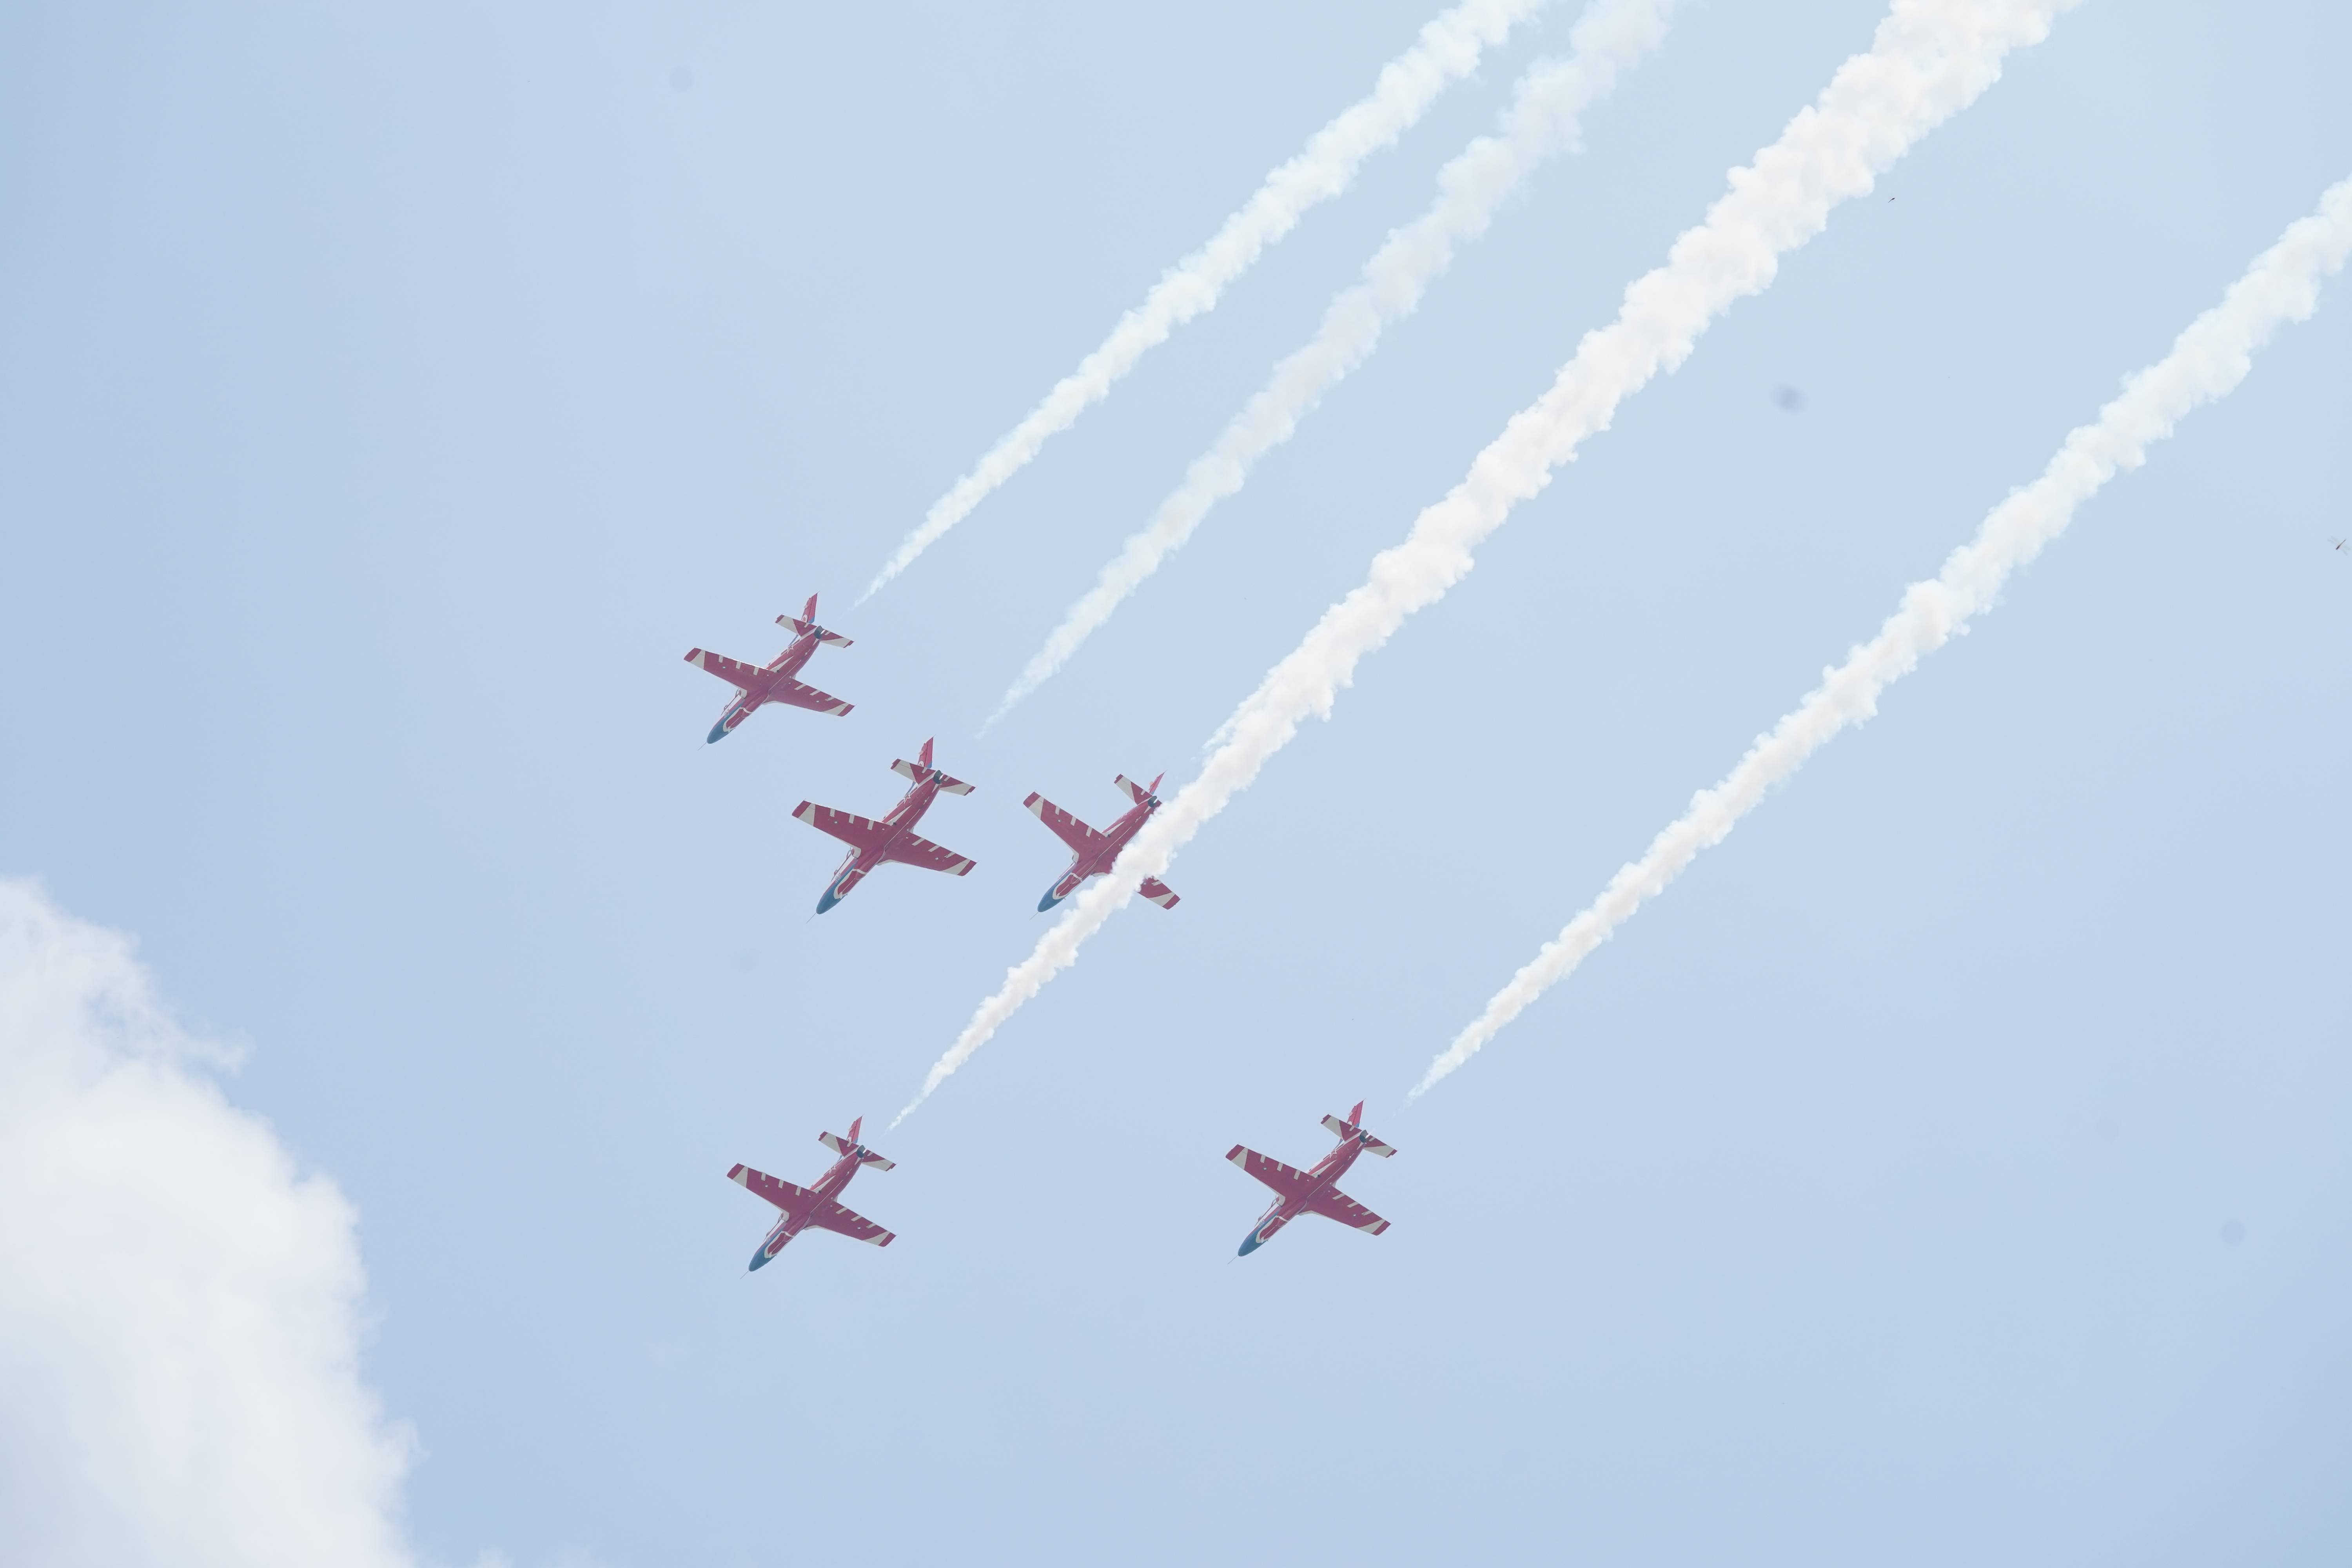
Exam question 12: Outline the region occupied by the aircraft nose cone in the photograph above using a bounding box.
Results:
[748,1243,773,1272]
[1237,1229,1264,1257]
[706,720,731,744]
[816,884,843,914]
[1036,888,1063,913]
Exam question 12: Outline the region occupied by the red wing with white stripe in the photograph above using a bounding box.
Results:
[770,679,853,717]
[728,1163,815,1214]
[794,803,889,851]
[883,833,975,876]
[1225,1145,1313,1200]
[1024,793,1104,856]
[686,649,768,692]
[1303,1186,1389,1234]
[806,1200,895,1247]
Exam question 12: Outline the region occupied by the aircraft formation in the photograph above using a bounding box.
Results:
[686,597,1381,1267]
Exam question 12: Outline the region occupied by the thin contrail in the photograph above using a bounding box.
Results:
[986,0,1680,724]
[1410,174,2352,1098]
[896,0,2067,1126]
[859,0,1553,603]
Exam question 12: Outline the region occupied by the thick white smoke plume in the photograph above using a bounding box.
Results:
[862,0,1550,601]
[1409,174,2352,1094]
[0,880,417,1568]
[898,0,2067,1122]
[987,0,1679,722]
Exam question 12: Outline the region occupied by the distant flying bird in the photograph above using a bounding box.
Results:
[1227,1102,1396,1255]
[684,592,855,742]
[2333,536,2347,552]
[793,737,977,913]
[1023,771,1180,913]
[728,1118,897,1268]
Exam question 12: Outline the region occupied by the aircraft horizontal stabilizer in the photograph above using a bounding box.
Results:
[1322,1115,1396,1156]
[776,613,852,649]
[1138,877,1180,910]
[818,1131,896,1169]
[892,757,974,794]
[1113,773,1152,804]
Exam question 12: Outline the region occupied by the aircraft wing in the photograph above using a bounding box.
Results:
[806,1199,895,1247]
[1023,792,1104,855]
[728,1163,817,1215]
[686,649,767,692]
[1304,1186,1389,1235]
[1225,1145,1312,1200]
[881,832,975,876]
[793,803,890,851]
[769,679,853,717]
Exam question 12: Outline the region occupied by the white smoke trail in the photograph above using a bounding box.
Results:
[897,0,2067,1125]
[860,0,1552,601]
[986,0,1679,724]
[1411,174,2352,1097]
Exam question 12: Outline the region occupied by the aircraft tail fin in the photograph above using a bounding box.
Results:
[893,739,974,794]
[1321,1103,1397,1157]
[777,593,853,648]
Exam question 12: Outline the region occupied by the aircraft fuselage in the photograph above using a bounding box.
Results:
[819,772,948,911]
[709,630,818,742]
[1239,1135,1367,1255]
[750,1148,862,1269]
[1042,799,1155,907]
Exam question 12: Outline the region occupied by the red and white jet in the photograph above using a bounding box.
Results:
[794,738,976,913]
[1227,1102,1395,1256]
[1022,771,1180,913]
[728,1117,896,1269]
[684,594,855,744]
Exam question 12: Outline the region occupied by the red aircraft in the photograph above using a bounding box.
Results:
[1022,772,1180,913]
[794,738,976,913]
[1227,1102,1396,1256]
[728,1117,896,1269]
[684,593,855,744]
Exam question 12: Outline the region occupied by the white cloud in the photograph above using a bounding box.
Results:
[0,879,417,1568]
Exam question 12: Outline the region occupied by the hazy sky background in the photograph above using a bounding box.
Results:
[3,2,2349,1564]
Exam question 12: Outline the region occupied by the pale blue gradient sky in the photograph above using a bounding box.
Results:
[4,2,2349,1564]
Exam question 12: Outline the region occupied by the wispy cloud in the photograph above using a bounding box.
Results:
[900,0,2068,1120]
[0,880,417,1568]
[861,0,1553,600]
[1410,174,2352,1095]
[986,0,1679,725]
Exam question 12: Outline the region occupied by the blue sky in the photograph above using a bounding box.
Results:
[3,2,2349,1564]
